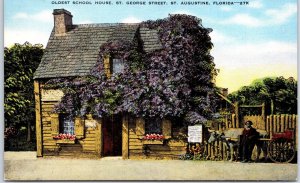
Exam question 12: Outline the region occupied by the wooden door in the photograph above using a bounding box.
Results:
[102,115,122,156]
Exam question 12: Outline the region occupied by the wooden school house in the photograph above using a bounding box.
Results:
[33,9,196,159]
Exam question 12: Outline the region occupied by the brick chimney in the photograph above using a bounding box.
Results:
[53,9,73,36]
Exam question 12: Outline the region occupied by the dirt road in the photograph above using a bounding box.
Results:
[4,152,298,181]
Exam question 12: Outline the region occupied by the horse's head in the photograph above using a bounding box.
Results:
[208,129,227,143]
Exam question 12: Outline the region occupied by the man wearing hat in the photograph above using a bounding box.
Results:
[241,120,259,163]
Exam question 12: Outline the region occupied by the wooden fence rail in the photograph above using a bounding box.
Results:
[266,114,297,135]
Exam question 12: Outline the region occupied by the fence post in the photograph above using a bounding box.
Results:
[218,140,222,160]
[275,115,278,133]
[292,114,296,130]
[214,141,218,160]
[232,114,236,128]
[284,114,288,130]
[225,116,228,129]
[234,102,239,128]
[261,103,266,130]
[289,114,293,129]
[280,114,285,132]
[285,114,290,129]
[223,142,227,160]
[273,115,277,133]
[277,115,281,133]
[269,115,273,138]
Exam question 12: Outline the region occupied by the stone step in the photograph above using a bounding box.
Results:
[59,144,83,154]
[60,146,82,150]
[58,153,75,156]
[60,144,82,147]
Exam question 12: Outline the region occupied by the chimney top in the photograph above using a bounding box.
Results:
[53,9,73,17]
[53,9,73,36]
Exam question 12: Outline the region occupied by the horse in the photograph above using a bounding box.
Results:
[208,128,268,162]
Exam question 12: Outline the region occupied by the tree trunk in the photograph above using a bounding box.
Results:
[27,121,31,142]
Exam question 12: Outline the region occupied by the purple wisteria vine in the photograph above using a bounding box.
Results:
[44,14,219,125]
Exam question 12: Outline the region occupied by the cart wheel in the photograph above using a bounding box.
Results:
[268,138,295,163]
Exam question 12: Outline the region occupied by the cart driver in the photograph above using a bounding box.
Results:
[241,120,259,163]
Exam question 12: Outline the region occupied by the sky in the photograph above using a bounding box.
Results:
[4,0,298,93]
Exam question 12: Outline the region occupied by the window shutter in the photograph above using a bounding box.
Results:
[103,55,111,78]
[50,113,59,136]
[136,118,145,137]
[162,119,171,138]
[75,117,84,138]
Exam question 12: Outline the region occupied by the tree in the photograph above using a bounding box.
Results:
[228,76,297,115]
[4,42,44,141]
[45,14,218,127]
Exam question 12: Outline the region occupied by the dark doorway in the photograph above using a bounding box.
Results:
[102,115,122,156]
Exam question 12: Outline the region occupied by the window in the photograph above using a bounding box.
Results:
[59,115,75,135]
[103,55,125,78]
[145,118,162,134]
[112,58,124,73]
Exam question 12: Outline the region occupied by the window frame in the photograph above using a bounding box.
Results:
[135,117,172,139]
[112,58,125,74]
[59,114,75,135]
[145,118,163,135]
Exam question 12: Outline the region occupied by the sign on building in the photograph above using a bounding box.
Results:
[188,125,203,143]
[41,89,64,101]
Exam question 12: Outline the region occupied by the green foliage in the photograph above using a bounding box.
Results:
[4,42,44,127]
[5,126,36,151]
[228,76,297,115]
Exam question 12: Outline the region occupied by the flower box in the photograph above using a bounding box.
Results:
[53,133,76,143]
[142,140,164,145]
[55,139,75,144]
[142,134,164,140]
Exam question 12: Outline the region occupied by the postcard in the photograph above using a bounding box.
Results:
[4,0,298,181]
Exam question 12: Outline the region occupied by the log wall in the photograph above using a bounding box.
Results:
[128,118,186,159]
[37,82,297,160]
[41,101,59,155]
[34,81,42,157]
[40,87,101,157]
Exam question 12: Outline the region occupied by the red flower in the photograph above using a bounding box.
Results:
[53,133,76,140]
[143,133,164,140]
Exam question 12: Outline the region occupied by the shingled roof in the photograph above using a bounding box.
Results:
[34,9,162,79]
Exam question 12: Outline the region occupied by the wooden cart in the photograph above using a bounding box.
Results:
[267,129,296,163]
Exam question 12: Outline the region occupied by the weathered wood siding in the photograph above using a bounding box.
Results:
[40,86,102,157]
[128,118,186,159]
[122,115,129,159]
[41,101,59,155]
[34,81,42,157]
[78,126,97,153]
[103,55,111,78]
